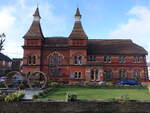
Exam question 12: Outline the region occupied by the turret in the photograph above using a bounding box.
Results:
[69,8,88,46]
[22,7,44,74]
[23,7,44,39]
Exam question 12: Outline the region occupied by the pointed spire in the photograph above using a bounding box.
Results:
[75,8,82,21]
[69,8,88,39]
[23,7,44,39]
[33,7,41,21]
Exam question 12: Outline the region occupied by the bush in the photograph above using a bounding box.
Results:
[106,82,114,87]
[147,84,150,93]
[83,82,98,87]
[32,94,39,99]
[38,92,44,97]
[19,81,29,89]
[48,82,60,87]
[118,94,130,101]
[66,92,77,102]
[5,91,25,102]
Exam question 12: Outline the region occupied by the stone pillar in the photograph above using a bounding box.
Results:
[99,70,104,81]
[85,68,91,81]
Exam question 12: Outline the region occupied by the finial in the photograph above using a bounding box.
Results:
[33,7,41,21]
[36,0,39,8]
[75,7,81,21]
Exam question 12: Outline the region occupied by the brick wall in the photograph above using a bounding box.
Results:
[0,101,150,113]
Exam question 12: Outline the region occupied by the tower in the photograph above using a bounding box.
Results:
[22,7,44,75]
[69,8,88,81]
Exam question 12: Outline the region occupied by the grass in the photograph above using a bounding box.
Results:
[39,87,150,101]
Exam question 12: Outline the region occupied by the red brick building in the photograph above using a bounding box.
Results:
[22,7,148,82]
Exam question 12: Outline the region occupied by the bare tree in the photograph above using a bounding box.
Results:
[0,33,6,53]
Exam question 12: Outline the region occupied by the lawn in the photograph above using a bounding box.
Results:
[39,88,150,100]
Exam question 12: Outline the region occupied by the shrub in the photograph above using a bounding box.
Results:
[118,94,130,101]
[147,84,150,93]
[106,98,118,102]
[32,94,39,99]
[66,92,77,102]
[19,81,29,89]
[38,92,44,97]
[106,82,114,87]
[48,82,60,87]
[83,82,98,87]
[4,91,25,102]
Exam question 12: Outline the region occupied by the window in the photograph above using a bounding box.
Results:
[119,56,126,63]
[74,72,82,79]
[49,53,61,76]
[8,62,12,67]
[133,70,140,80]
[91,69,94,80]
[133,56,141,63]
[74,56,82,65]
[104,70,112,81]
[119,69,126,78]
[90,69,99,81]
[49,54,61,66]
[104,56,111,63]
[2,61,5,66]
[28,55,36,65]
[88,56,96,61]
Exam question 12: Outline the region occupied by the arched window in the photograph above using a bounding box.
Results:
[119,69,126,79]
[49,54,61,66]
[49,53,61,76]
[28,55,36,65]
[133,70,140,80]
[74,55,82,65]
[104,70,112,81]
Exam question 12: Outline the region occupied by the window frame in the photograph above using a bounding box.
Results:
[74,72,82,79]
[104,56,111,63]
[119,56,126,63]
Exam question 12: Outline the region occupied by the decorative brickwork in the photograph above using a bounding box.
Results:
[22,8,148,83]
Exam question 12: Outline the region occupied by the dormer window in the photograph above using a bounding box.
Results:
[119,56,126,63]
[104,56,111,63]
[28,55,36,65]
[133,56,141,63]
[88,56,96,61]
[74,56,82,65]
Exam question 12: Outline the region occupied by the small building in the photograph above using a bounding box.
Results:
[0,53,12,76]
[11,58,23,71]
[22,7,148,83]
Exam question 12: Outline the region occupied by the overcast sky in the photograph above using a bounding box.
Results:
[0,0,150,61]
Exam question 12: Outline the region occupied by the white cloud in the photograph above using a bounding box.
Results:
[110,6,150,61]
[0,0,67,58]
[0,7,16,33]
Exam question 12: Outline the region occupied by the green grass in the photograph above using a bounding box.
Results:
[39,88,150,100]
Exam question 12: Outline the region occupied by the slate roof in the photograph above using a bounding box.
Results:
[43,38,148,55]
[33,7,41,18]
[23,8,43,39]
[87,39,148,55]
[0,53,12,61]
[23,21,44,39]
[75,8,81,17]
[44,37,68,47]
[69,8,87,39]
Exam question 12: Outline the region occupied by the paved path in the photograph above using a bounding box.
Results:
[23,89,43,99]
